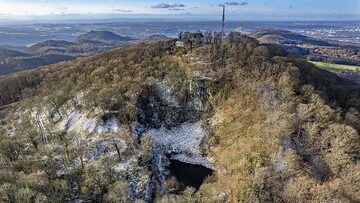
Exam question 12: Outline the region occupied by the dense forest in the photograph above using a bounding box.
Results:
[0,35,359,202]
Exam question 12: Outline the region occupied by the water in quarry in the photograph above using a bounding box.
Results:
[169,159,213,189]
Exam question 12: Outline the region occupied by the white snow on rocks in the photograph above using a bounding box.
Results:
[155,81,180,107]
[146,122,214,169]
[86,139,126,161]
[114,157,138,173]
[96,115,121,134]
[64,111,96,133]
[59,110,121,134]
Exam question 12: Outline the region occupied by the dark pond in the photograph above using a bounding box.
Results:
[169,159,213,189]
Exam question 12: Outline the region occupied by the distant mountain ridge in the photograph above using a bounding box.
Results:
[76,30,135,44]
[28,40,77,52]
[146,34,172,42]
[1,29,358,76]
[250,29,333,46]
[250,29,360,66]
[0,48,28,60]
[0,30,136,76]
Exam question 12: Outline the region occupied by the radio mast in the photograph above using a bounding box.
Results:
[221,5,225,41]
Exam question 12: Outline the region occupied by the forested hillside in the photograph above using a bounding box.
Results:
[0,35,359,202]
[0,31,136,76]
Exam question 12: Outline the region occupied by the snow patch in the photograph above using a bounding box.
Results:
[114,157,138,173]
[86,139,126,161]
[155,81,180,107]
[147,122,214,169]
[64,111,97,133]
[59,110,121,134]
[96,115,121,134]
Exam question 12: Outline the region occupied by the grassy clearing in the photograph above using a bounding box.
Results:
[311,61,360,73]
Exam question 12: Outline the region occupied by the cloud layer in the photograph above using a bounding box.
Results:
[0,0,358,21]
[113,9,133,13]
[225,2,248,6]
[151,3,186,9]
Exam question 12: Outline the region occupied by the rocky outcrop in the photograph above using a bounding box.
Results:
[137,79,208,129]
[137,78,214,167]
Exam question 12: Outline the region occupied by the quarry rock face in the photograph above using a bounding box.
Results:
[24,77,214,201]
[137,79,208,129]
[137,78,214,167]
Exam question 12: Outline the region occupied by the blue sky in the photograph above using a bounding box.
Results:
[0,0,359,21]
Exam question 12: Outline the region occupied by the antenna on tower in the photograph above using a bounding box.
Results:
[221,5,225,41]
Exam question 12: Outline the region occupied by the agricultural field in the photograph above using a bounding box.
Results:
[311,61,360,73]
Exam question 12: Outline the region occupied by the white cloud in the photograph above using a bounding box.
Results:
[0,1,137,15]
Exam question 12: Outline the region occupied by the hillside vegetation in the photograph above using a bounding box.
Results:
[0,35,359,202]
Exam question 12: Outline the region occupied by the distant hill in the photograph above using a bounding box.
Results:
[0,31,136,76]
[0,47,29,60]
[250,29,360,66]
[250,29,333,46]
[0,44,77,76]
[146,34,172,41]
[0,53,74,75]
[28,40,78,53]
[0,45,28,52]
[76,30,135,44]
[28,39,113,56]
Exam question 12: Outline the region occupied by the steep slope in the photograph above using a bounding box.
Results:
[197,36,360,202]
[0,37,359,202]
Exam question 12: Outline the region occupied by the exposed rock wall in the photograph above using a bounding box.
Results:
[137,79,208,129]
[20,76,215,201]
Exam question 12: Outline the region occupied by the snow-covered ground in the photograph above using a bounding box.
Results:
[59,110,121,134]
[147,122,214,169]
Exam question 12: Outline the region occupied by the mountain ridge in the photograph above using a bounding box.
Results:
[0,30,136,76]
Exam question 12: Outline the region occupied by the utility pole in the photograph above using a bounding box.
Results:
[221,5,225,41]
